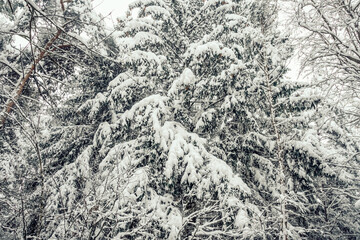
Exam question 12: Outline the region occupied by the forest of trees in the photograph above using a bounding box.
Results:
[0,0,359,239]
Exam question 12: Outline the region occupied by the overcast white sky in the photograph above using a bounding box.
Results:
[93,0,134,26]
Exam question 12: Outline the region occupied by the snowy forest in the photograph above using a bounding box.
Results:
[0,0,359,239]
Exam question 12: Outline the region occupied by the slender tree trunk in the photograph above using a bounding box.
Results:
[0,29,62,127]
[258,1,288,237]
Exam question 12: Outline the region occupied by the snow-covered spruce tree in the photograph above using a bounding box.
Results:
[39,0,259,239]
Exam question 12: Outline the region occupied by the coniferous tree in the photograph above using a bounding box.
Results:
[41,0,254,239]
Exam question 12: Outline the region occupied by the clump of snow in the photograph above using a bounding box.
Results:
[234,209,249,228]
[185,41,236,60]
[117,32,163,50]
[355,200,360,209]
[168,68,196,96]
[124,50,162,65]
[0,12,11,27]
[122,94,168,122]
